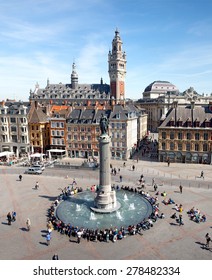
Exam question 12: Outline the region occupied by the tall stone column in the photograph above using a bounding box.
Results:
[99,134,111,192]
[91,115,120,213]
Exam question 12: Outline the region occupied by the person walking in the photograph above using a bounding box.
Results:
[200,171,204,179]
[26,218,31,231]
[205,233,211,248]
[167,158,170,167]
[35,181,39,190]
[120,175,122,182]
[7,212,12,225]
[19,174,22,181]
[179,185,183,194]
[178,214,184,226]
[46,233,51,246]
[152,178,155,186]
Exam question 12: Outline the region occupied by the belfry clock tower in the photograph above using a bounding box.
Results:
[108,29,127,101]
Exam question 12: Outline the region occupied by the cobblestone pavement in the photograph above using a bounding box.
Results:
[0,159,211,260]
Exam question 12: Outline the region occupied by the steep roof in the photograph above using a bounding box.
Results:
[159,104,212,128]
[28,107,48,123]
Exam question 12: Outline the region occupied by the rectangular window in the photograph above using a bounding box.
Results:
[170,131,174,140]
[178,132,182,140]
[203,143,208,152]
[2,135,7,142]
[170,142,174,150]
[195,133,200,140]
[203,133,208,141]
[12,135,18,142]
[178,143,182,151]
[162,142,166,150]
[195,144,199,151]
[187,133,191,140]
[162,132,166,139]
[186,143,190,151]
[10,117,16,123]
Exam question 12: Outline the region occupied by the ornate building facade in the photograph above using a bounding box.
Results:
[136,84,212,132]
[158,102,212,164]
[0,100,30,157]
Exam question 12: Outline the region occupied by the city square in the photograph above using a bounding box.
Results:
[0,158,211,260]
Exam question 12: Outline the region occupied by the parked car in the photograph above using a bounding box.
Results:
[25,167,42,175]
[32,164,45,171]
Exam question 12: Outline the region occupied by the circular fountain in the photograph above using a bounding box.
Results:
[56,191,152,229]
[55,115,153,230]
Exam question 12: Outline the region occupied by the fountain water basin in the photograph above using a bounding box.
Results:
[56,191,152,229]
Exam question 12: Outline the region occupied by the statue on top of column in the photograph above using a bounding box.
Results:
[100,114,109,135]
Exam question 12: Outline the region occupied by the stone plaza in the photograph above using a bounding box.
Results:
[0,159,211,260]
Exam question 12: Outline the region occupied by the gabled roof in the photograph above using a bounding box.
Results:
[28,107,48,123]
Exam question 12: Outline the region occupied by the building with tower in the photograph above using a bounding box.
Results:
[108,29,127,102]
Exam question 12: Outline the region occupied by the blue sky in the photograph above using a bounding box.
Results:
[0,0,212,101]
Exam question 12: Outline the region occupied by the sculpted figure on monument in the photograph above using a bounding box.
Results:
[100,114,109,135]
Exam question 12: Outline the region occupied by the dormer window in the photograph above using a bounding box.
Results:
[204,119,210,128]
[116,113,120,119]
[186,118,192,127]
[194,120,200,127]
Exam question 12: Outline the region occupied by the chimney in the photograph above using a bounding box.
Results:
[173,101,178,127]
[191,101,195,127]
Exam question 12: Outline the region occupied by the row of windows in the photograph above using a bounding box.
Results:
[1,117,27,123]
[67,127,99,132]
[69,143,94,149]
[111,123,126,129]
[52,138,65,145]
[1,126,27,133]
[51,122,64,128]
[1,135,28,143]
[161,131,210,141]
[112,142,126,147]
[51,130,64,136]
[161,142,208,152]
[1,109,26,115]
[68,135,92,141]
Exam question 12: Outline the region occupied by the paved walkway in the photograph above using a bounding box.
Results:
[0,159,211,260]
